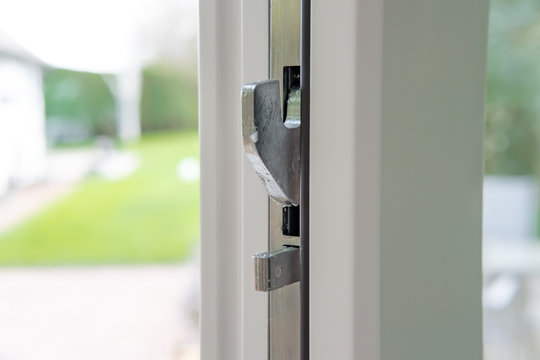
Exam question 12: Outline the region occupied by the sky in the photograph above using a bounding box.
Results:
[0,0,198,73]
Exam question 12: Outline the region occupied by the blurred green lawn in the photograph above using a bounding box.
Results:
[0,131,199,266]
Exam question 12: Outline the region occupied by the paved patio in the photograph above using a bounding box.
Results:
[0,263,199,360]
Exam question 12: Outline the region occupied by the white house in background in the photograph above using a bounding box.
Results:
[0,31,46,197]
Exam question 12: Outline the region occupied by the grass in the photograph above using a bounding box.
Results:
[0,131,199,266]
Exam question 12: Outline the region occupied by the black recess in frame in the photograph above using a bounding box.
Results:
[300,0,310,358]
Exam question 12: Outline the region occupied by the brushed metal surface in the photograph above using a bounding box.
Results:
[269,0,301,359]
[253,246,300,292]
[271,0,301,105]
[241,80,301,205]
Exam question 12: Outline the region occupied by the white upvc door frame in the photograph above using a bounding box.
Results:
[200,0,490,359]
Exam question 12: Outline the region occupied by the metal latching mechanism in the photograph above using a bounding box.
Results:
[243,77,302,291]
[241,0,309,358]
[242,70,302,293]
[242,75,301,206]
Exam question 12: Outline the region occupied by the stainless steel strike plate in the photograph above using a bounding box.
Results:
[241,0,304,358]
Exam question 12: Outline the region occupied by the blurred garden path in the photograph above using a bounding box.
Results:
[0,145,139,236]
[0,263,199,360]
[0,182,74,235]
[0,148,96,235]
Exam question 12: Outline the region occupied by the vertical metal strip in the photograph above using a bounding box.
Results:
[269,1,301,359]
[300,0,310,358]
[267,3,271,359]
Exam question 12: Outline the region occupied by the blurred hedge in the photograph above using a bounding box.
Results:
[485,0,540,175]
[44,69,116,144]
[44,61,198,145]
[140,62,198,132]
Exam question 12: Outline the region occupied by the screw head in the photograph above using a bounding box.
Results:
[275,266,282,278]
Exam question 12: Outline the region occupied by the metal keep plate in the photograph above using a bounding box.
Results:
[240,0,301,358]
